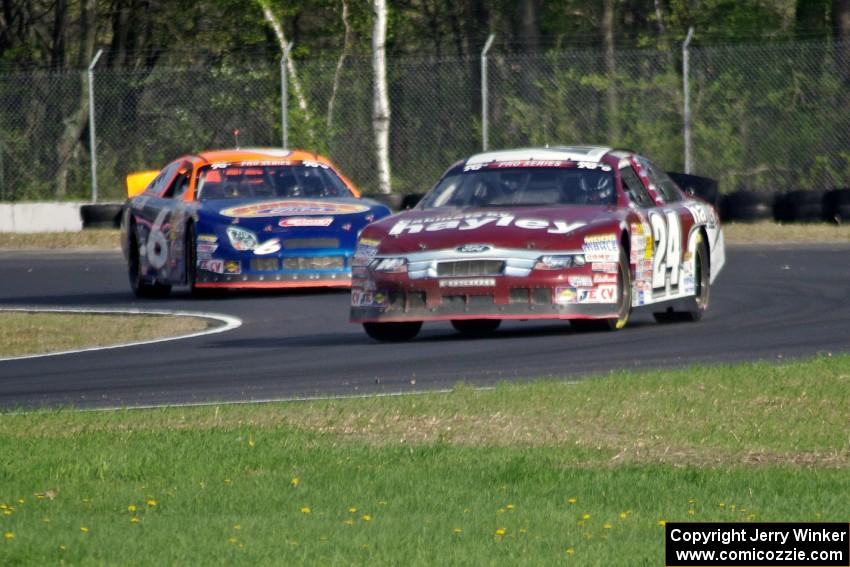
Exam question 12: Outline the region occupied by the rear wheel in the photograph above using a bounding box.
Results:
[363,321,422,342]
[571,248,631,332]
[127,225,171,299]
[654,234,710,323]
[451,319,501,336]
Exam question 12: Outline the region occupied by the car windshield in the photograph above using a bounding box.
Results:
[419,166,616,208]
[196,162,354,200]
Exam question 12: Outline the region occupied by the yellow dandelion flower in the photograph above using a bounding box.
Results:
[228,537,238,545]
[290,477,300,487]
[688,509,696,515]
[59,544,66,550]
[453,527,462,534]
[224,479,232,485]
[688,498,695,504]
[719,502,726,508]
[127,504,137,513]
[80,527,89,533]
[495,528,506,536]
[619,512,628,520]
[361,515,371,522]
[146,499,157,508]
[238,543,245,549]
[348,507,357,513]
[3,532,13,540]
[130,517,140,524]
[582,513,591,520]
[567,498,577,505]
[16,499,24,505]
[747,514,756,521]
[42,518,50,523]
[344,519,354,526]
[566,547,575,556]
[506,504,515,510]
[247,438,255,448]
[233,524,241,530]
[519,527,527,534]
[577,520,585,527]
[301,507,311,514]
[497,508,506,514]
[658,520,667,526]
[3,510,12,516]
[603,522,613,529]
[36,494,44,501]
[0,504,6,509]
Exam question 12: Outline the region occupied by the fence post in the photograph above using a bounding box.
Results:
[280,42,292,149]
[88,48,103,203]
[682,27,694,174]
[480,34,495,152]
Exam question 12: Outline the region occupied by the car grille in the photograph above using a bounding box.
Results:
[436,260,504,277]
[283,238,340,250]
[283,256,345,270]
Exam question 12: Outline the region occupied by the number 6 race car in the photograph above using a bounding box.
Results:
[350,146,725,341]
[120,148,391,297]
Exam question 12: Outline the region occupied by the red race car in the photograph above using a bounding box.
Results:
[350,146,725,341]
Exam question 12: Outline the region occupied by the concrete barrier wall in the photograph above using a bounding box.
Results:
[0,203,84,233]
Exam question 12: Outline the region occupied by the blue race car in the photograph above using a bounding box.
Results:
[120,148,391,297]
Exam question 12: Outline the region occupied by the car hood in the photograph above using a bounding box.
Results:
[198,197,390,233]
[366,205,623,254]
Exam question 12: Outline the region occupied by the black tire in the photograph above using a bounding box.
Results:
[127,224,171,298]
[776,190,824,222]
[823,189,850,223]
[654,233,710,323]
[81,203,124,228]
[667,172,719,208]
[571,248,631,332]
[450,319,501,336]
[719,190,773,222]
[363,321,422,342]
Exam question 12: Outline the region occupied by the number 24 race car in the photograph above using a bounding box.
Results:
[120,148,391,297]
[350,146,725,341]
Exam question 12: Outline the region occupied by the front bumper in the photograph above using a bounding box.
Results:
[350,272,620,322]
[195,254,352,289]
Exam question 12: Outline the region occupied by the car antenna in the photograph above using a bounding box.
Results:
[233,129,241,149]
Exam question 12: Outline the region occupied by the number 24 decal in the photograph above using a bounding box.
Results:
[649,211,681,290]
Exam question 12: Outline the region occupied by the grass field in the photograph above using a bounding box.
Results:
[1,355,848,565]
[0,312,211,357]
[0,222,849,251]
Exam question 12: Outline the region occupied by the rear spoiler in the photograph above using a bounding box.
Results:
[126,170,159,198]
[666,172,719,206]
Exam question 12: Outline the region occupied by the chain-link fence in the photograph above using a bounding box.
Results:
[0,40,848,202]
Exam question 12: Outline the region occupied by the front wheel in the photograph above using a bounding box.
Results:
[128,225,171,299]
[571,248,631,332]
[451,319,501,336]
[363,321,422,342]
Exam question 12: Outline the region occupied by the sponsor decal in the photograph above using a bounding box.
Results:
[197,243,218,254]
[555,287,577,305]
[685,203,714,226]
[439,278,496,288]
[352,289,389,308]
[582,233,619,262]
[577,284,618,304]
[359,238,381,247]
[352,241,379,267]
[389,212,585,236]
[279,216,334,227]
[198,259,225,274]
[683,274,696,294]
[220,199,369,218]
[567,275,593,287]
[591,262,618,273]
[456,244,491,253]
[197,234,218,243]
[224,260,241,274]
[593,273,617,284]
[254,238,282,255]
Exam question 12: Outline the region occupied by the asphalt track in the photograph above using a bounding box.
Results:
[0,244,848,410]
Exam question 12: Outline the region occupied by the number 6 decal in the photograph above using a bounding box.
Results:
[649,211,681,291]
[146,209,170,270]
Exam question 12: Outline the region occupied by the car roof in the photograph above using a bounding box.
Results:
[194,148,331,165]
[464,145,614,166]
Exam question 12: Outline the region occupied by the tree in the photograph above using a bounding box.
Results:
[372,0,391,194]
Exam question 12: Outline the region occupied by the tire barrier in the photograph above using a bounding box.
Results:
[773,190,825,223]
[719,190,774,222]
[80,203,124,228]
[667,172,719,208]
[823,188,850,223]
